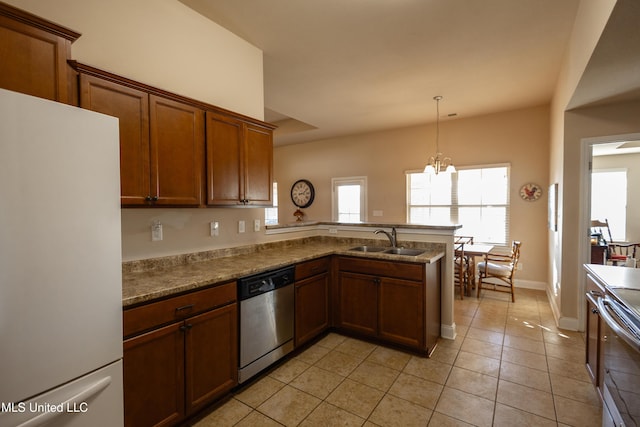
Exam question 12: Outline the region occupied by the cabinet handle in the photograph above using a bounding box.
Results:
[180,324,193,332]
[145,196,152,202]
[591,308,599,314]
[589,290,603,297]
[152,196,159,202]
[175,304,194,313]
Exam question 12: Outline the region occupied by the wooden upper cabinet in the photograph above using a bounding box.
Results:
[0,2,80,104]
[206,111,273,206]
[78,74,151,205]
[75,64,205,206]
[150,95,204,206]
[244,123,274,205]
[74,62,270,208]
[206,112,243,206]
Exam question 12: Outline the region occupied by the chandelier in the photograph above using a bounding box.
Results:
[424,95,456,175]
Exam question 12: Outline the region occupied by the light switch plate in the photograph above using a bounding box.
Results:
[210,221,219,237]
[238,220,245,233]
[254,219,261,232]
[151,221,163,241]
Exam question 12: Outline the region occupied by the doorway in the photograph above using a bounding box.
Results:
[578,133,640,327]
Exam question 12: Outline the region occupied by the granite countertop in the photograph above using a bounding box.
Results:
[123,237,445,307]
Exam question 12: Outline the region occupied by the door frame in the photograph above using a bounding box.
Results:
[578,132,640,329]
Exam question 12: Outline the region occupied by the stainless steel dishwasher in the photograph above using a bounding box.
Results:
[238,265,295,383]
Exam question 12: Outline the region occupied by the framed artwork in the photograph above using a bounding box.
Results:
[548,183,558,231]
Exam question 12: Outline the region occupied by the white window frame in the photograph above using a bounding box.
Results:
[406,164,511,246]
[332,176,368,223]
[264,182,278,225]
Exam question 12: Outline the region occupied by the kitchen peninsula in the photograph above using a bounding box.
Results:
[123,222,461,340]
[122,225,454,426]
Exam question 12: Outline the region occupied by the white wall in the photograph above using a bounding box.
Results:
[275,105,550,285]
[548,0,616,329]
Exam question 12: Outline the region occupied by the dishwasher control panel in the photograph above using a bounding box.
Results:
[238,265,295,300]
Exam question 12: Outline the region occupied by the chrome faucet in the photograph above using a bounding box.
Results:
[374,227,397,247]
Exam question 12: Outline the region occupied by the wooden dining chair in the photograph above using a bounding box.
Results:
[454,240,468,299]
[591,219,629,265]
[477,241,521,302]
[453,236,475,299]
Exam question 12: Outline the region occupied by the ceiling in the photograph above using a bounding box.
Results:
[180,0,582,145]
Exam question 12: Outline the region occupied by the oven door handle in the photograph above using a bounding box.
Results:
[597,295,640,352]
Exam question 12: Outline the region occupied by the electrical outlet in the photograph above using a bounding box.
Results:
[517,263,523,271]
[373,210,383,217]
[210,221,219,237]
[254,219,261,232]
[238,220,245,233]
[329,228,338,234]
[151,221,163,241]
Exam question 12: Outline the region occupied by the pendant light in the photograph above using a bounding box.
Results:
[424,95,456,174]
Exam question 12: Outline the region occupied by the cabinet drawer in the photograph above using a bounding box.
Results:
[296,257,330,281]
[124,281,236,337]
[337,256,423,282]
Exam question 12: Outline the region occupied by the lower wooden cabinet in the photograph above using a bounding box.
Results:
[123,283,237,427]
[295,257,330,346]
[338,271,378,337]
[336,256,440,353]
[185,305,237,413]
[123,323,185,427]
[585,273,605,394]
[378,277,424,349]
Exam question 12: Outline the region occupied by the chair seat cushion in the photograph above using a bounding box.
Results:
[478,261,513,277]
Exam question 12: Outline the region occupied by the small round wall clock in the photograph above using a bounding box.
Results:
[519,183,542,201]
[290,179,315,208]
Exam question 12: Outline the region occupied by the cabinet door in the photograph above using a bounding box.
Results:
[185,303,238,414]
[295,272,329,346]
[79,74,151,205]
[585,292,601,388]
[338,272,377,337]
[123,322,185,427]
[378,277,424,349]
[150,95,204,206]
[0,10,75,103]
[206,112,243,205]
[243,123,273,205]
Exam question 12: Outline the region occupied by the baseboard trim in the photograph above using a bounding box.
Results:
[514,279,547,291]
[545,286,580,331]
[441,322,456,340]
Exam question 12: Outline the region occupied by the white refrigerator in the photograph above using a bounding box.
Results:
[0,89,124,427]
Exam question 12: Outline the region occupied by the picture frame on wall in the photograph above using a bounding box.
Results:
[548,183,558,231]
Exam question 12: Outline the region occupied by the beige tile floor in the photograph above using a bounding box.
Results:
[192,289,602,426]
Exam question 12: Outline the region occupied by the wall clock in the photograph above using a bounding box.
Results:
[290,179,315,208]
[519,183,542,201]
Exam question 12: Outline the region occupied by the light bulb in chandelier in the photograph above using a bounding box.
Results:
[424,96,455,175]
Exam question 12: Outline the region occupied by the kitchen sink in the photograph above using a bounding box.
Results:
[348,246,425,256]
[348,245,387,252]
[383,248,425,256]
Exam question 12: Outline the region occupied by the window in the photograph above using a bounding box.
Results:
[591,169,626,241]
[407,164,510,245]
[332,177,367,222]
[265,182,278,225]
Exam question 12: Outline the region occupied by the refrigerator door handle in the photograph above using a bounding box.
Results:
[17,376,112,427]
